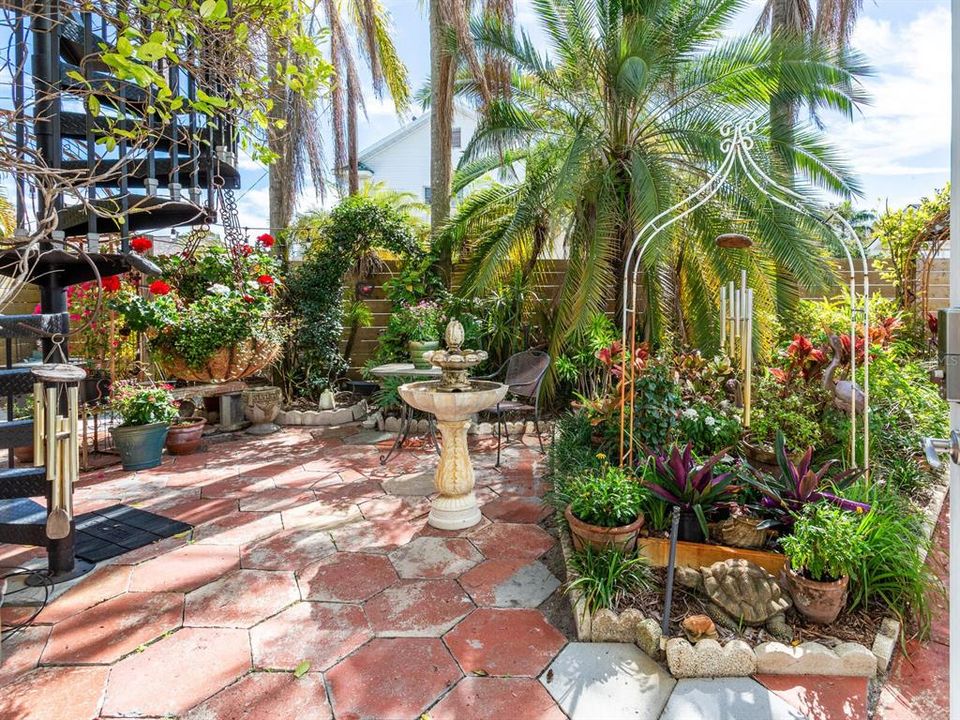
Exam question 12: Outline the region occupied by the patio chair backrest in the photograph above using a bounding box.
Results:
[503,350,551,400]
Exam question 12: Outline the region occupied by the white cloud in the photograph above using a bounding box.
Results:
[821,5,950,204]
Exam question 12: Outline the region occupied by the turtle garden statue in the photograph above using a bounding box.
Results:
[675,558,793,642]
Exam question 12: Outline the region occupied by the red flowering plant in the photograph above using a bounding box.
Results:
[108,242,285,375]
[770,334,827,384]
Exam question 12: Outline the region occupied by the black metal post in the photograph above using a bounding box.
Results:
[661,506,681,642]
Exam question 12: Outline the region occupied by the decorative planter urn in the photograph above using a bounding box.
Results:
[242,386,282,435]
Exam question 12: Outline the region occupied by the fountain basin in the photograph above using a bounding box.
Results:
[399,380,508,530]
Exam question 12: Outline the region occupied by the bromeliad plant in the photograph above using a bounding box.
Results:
[646,443,736,538]
[745,432,868,530]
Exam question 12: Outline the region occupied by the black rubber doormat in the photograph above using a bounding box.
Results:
[75,505,192,563]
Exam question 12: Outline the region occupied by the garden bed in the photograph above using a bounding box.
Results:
[559,469,949,679]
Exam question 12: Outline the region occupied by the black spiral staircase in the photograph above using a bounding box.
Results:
[0,2,239,576]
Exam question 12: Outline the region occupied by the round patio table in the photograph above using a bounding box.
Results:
[368,363,442,465]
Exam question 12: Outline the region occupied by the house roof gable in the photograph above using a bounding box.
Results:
[358,104,478,163]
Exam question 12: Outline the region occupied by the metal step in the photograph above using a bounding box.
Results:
[61,157,241,190]
[0,466,47,500]
[0,313,69,340]
[61,61,148,109]
[59,111,196,147]
[0,419,33,450]
[0,368,38,397]
[0,249,130,287]
[55,194,212,237]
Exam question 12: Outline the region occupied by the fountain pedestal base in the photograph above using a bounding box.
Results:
[429,418,481,530]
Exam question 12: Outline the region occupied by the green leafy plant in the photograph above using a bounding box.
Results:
[676,402,742,457]
[110,381,179,427]
[615,360,682,453]
[748,372,827,451]
[843,481,943,637]
[780,503,866,582]
[545,411,604,494]
[563,465,647,528]
[566,545,653,613]
[646,443,736,538]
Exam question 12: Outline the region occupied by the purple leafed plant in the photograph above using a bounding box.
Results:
[646,442,736,537]
[745,431,869,529]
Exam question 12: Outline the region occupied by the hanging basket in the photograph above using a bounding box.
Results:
[157,337,281,383]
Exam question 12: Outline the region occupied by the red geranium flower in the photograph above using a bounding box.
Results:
[257,274,274,286]
[101,275,122,293]
[242,294,256,303]
[237,245,253,257]
[149,280,172,296]
[257,233,275,248]
[130,235,153,253]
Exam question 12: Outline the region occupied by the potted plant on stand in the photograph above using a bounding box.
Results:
[109,381,179,470]
[645,443,736,542]
[561,463,647,551]
[393,301,443,369]
[779,503,865,624]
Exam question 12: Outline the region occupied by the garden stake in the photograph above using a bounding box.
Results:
[661,505,681,648]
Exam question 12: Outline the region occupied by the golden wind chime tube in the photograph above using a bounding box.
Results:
[720,273,753,428]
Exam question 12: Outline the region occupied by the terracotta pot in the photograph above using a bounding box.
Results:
[157,337,281,383]
[165,417,207,456]
[783,561,848,624]
[13,445,34,464]
[565,505,645,552]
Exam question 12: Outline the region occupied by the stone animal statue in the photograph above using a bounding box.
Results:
[822,334,866,415]
[676,559,793,643]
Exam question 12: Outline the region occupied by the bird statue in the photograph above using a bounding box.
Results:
[822,334,866,415]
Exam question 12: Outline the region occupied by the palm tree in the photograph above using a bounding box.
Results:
[441,0,868,377]
[323,0,410,195]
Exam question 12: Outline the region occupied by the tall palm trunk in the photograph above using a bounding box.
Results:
[347,75,360,195]
[430,0,456,285]
[769,0,798,180]
[267,37,287,234]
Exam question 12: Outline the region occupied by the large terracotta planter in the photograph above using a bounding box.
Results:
[165,417,206,455]
[408,340,440,370]
[565,505,645,552]
[783,561,849,624]
[158,337,281,383]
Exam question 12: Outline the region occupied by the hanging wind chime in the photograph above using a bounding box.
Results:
[719,263,755,428]
[31,364,86,540]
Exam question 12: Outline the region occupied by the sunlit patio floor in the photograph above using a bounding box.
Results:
[0,425,945,719]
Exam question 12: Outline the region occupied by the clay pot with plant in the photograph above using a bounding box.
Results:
[165,416,207,456]
[562,464,647,552]
[645,443,736,543]
[779,503,866,625]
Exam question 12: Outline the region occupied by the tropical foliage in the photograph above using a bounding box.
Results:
[440,0,868,374]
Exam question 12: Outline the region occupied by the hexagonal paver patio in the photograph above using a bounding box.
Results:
[250,601,372,670]
[364,578,475,636]
[388,536,483,578]
[444,608,566,677]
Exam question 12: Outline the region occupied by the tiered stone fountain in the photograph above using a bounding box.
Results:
[398,320,508,530]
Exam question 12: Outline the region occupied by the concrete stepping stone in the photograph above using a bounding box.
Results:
[660,678,806,720]
[459,559,560,607]
[540,642,675,720]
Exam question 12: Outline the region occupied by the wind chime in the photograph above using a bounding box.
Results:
[31,364,86,540]
[719,265,754,427]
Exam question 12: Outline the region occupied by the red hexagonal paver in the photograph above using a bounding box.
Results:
[330,517,426,553]
[241,528,337,571]
[238,488,317,512]
[101,627,251,718]
[251,601,372,671]
[429,677,567,720]
[280,499,362,530]
[36,564,132,623]
[443,608,565,677]
[326,638,461,719]
[184,569,299,628]
[0,667,109,720]
[459,558,560,607]
[0,625,51,687]
[388,537,483,579]
[481,495,552,524]
[364,579,474,637]
[128,543,240,593]
[182,671,332,720]
[41,591,183,665]
[298,552,398,602]
[193,510,284,545]
[469,522,555,560]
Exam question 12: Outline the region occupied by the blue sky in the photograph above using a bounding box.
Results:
[231,0,953,233]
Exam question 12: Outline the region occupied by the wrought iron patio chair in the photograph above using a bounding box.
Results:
[476,350,551,467]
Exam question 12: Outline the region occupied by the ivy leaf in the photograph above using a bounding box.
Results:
[293,660,310,678]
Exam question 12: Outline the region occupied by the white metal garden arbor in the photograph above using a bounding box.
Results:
[616,119,872,474]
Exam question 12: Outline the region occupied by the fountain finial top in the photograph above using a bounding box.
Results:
[424,318,488,392]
